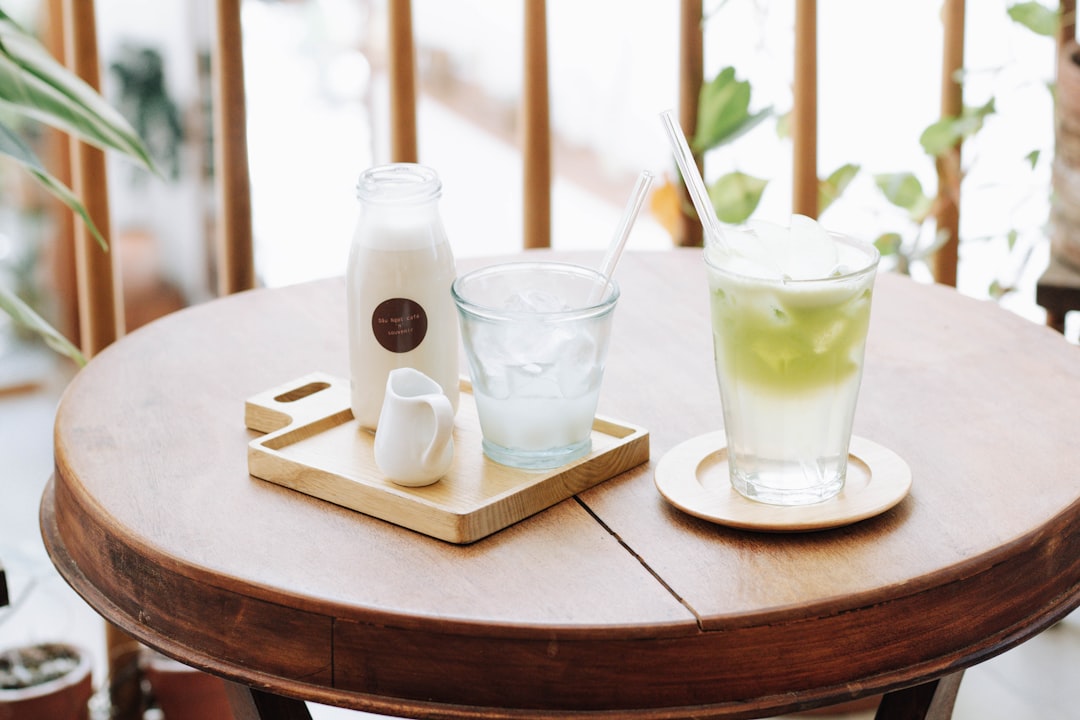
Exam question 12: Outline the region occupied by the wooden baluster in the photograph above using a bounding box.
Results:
[1061,0,1076,47]
[792,0,819,219]
[932,0,965,287]
[63,0,123,357]
[62,4,140,716]
[388,0,419,163]
[43,0,79,347]
[214,0,256,295]
[523,0,551,249]
[677,0,705,247]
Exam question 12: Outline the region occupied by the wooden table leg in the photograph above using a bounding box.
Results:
[105,623,144,720]
[224,674,965,720]
[874,671,964,720]
[1046,309,1067,333]
[224,682,313,720]
[0,557,8,607]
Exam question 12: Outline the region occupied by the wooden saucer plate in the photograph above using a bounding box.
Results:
[654,432,911,532]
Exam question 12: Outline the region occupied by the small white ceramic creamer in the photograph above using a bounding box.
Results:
[373,368,455,487]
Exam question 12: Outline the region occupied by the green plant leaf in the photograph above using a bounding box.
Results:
[692,67,771,152]
[0,9,154,362]
[707,171,767,225]
[0,11,155,171]
[0,114,36,163]
[919,118,959,157]
[988,279,1013,299]
[875,172,933,220]
[0,121,107,249]
[0,285,85,365]
[819,163,860,214]
[0,10,149,250]
[920,98,996,157]
[775,110,791,140]
[1025,149,1040,168]
[874,232,903,257]
[28,166,108,250]
[1007,2,1059,37]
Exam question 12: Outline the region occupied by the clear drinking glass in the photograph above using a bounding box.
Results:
[705,235,880,505]
[452,262,619,470]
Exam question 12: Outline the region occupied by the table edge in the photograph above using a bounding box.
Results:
[41,474,1080,718]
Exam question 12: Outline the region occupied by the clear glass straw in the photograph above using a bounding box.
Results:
[589,170,653,304]
[599,170,653,280]
[659,109,729,250]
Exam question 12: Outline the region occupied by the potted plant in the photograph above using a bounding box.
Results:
[0,5,155,363]
[0,642,93,720]
[140,649,232,720]
[654,2,1058,300]
[0,563,93,720]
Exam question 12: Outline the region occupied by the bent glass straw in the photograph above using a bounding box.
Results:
[659,109,729,251]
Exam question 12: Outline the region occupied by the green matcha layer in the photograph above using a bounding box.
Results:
[709,278,873,393]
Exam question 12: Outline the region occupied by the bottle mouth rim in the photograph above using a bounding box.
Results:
[356,163,442,203]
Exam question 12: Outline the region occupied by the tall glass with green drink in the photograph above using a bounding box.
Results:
[705,215,880,506]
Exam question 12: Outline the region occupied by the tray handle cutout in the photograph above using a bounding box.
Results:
[246,372,351,434]
[275,381,330,403]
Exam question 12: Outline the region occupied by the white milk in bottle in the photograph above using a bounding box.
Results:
[347,164,460,430]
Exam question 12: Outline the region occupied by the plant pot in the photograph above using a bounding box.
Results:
[141,650,232,720]
[0,643,93,720]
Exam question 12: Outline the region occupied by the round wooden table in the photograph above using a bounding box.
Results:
[42,250,1080,719]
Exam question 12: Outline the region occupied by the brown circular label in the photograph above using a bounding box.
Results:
[371,298,428,353]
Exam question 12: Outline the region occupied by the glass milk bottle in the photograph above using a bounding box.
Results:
[347,163,460,430]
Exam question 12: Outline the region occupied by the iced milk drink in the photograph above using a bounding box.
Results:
[452,262,619,470]
[705,215,879,505]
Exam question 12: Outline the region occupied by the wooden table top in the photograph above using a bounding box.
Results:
[43,249,1080,719]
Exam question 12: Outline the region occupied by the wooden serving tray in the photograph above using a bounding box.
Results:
[245,372,649,544]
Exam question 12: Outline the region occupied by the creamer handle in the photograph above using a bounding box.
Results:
[422,393,455,465]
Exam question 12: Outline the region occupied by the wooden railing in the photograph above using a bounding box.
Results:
[46,0,1003,360]
[388,0,553,249]
[51,2,255,717]
[681,0,968,286]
